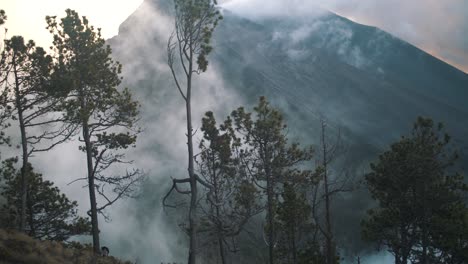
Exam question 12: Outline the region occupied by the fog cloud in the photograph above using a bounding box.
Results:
[221,0,468,73]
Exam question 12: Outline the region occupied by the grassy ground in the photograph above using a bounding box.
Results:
[0,229,132,264]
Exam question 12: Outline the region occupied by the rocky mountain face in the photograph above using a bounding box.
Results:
[103,0,468,262]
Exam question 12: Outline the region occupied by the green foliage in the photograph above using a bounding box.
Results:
[276,182,315,264]
[172,0,223,72]
[0,158,91,241]
[229,96,314,185]
[0,10,6,25]
[0,35,56,127]
[197,111,261,254]
[228,96,314,263]
[46,9,142,252]
[46,8,141,197]
[46,9,140,156]
[46,9,138,127]
[362,116,468,263]
[297,242,327,264]
[0,35,56,149]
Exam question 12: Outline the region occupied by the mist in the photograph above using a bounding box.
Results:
[1,0,466,263]
[221,0,468,73]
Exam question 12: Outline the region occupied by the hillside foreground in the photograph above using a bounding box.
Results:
[0,229,132,264]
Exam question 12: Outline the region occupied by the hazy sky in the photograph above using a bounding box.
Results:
[1,0,144,48]
[2,0,466,72]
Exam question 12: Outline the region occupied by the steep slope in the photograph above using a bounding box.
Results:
[212,11,468,146]
[104,0,468,262]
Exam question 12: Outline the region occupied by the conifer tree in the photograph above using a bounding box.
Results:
[46,9,142,253]
[229,97,314,264]
[362,117,468,264]
[0,36,75,233]
[276,182,314,264]
[0,158,90,241]
[0,10,6,25]
[196,111,261,264]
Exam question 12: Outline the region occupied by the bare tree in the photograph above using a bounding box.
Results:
[313,117,354,264]
[163,0,222,263]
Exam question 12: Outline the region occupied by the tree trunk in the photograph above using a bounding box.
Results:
[186,68,198,264]
[395,254,400,264]
[218,234,226,264]
[321,122,334,264]
[213,160,226,264]
[27,191,35,237]
[399,222,409,264]
[82,120,100,254]
[291,224,297,264]
[265,159,275,264]
[12,54,29,233]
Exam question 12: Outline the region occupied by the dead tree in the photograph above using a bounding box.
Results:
[313,117,354,264]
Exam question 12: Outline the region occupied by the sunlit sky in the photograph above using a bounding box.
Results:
[1,0,144,49]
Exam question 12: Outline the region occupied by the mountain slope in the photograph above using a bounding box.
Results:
[104,0,468,262]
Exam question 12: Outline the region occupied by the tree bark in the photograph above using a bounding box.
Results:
[218,234,226,264]
[321,122,334,264]
[264,147,275,264]
[12,53,29,233]
[83,119,100,253]
[186,62,198,264]
[78,87,100,254]
[213,158,227,264]
[292,224,297,264]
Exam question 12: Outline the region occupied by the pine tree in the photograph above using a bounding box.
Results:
[0,10,6,26]
[46,9,142,253]
[0,36,75,233]
[229,96,313,264]
[0,158,90,241]
[362,117,468,264]
[276,182,314,264]
[196,111,261,264]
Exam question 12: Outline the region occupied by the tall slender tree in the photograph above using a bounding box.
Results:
[164,0,222,263]
[46,9,142,253]
[0,10,11,149]
[0,36,75,233]
[313,117,351,264]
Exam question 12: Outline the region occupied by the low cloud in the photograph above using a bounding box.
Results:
[221,0,468,73]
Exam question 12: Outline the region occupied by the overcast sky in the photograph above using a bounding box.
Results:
[2,0,466,72]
